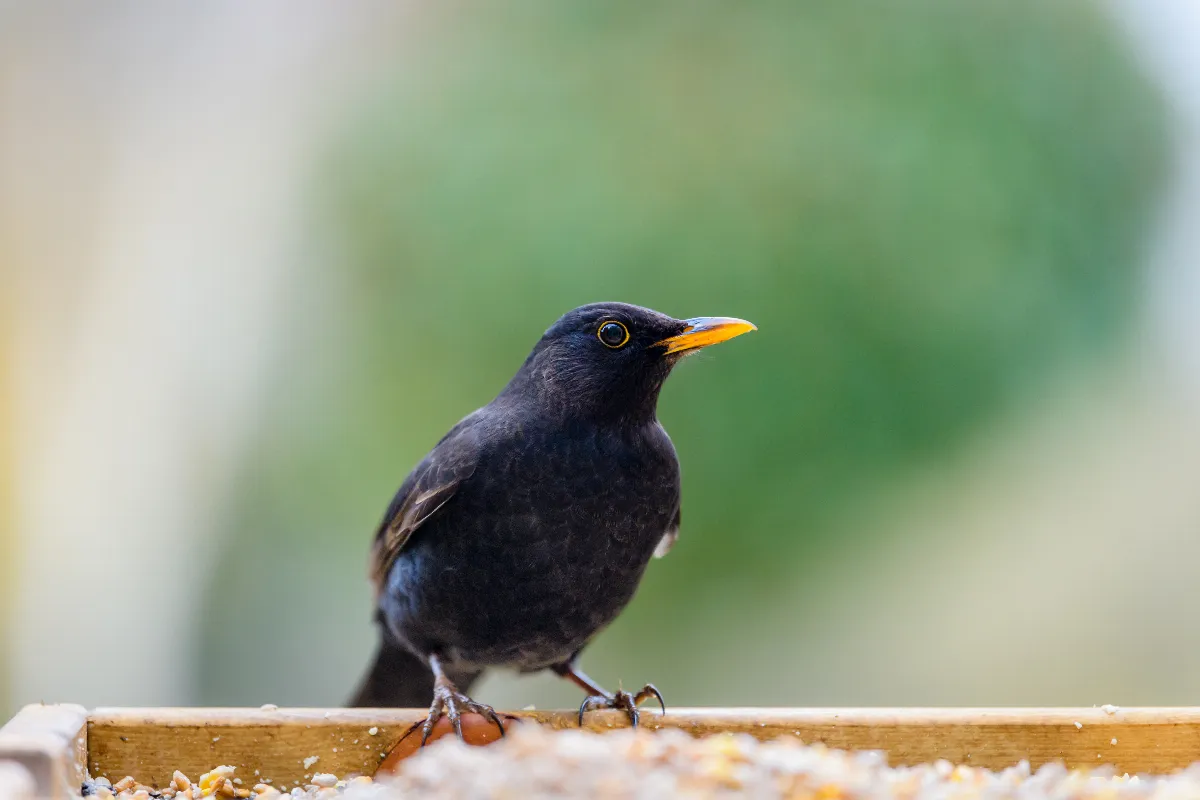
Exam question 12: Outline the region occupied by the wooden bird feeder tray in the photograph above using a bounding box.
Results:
[4,704,1200,798]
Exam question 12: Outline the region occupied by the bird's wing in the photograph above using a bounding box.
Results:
[368,420,480,598]
[653,506,681,558]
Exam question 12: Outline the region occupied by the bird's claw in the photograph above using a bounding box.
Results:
[578,683,666,728]
[418,681,506,746]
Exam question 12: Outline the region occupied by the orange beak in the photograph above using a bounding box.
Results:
[654,316,757,355]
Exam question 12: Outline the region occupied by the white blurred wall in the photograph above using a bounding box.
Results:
[1112,0,1200,392]
[0,1,405,707]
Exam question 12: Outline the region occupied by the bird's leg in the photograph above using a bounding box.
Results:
[551,660,665,729]
[415,654,506,745]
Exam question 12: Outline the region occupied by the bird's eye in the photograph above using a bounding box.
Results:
[597,320,630,349]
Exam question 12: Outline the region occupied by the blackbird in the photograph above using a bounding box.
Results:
[348,302,755,742]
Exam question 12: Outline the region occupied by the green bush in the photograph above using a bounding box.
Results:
[200,0,1165,704]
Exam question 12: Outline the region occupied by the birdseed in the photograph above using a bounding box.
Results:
[84,769,377,800]
[80,724,1200,799]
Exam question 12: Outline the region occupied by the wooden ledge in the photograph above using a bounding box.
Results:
[2,706,1200,792]
[85,706,1200,785]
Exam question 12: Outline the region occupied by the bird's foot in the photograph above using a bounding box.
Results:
[418,679,506,746]
[578,684,665,728]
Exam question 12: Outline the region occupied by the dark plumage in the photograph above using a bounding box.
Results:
[349,302,755,740]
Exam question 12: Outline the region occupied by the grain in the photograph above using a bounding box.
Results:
[81,725,1200,799]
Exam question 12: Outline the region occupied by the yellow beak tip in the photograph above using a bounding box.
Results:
[656,316,756,354]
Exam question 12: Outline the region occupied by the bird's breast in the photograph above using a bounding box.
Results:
[480,423,679,544]
[384,422,680,669]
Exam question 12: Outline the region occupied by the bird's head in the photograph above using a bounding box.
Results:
[501,302,756,424]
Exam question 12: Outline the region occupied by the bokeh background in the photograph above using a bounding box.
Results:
[3,0,1199,719]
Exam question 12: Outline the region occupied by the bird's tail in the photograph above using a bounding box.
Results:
[348,638,433,708]
[348,636,481,708]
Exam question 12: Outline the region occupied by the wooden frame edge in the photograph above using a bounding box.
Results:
[81,706,1200,785]
[0,704,88,799]
[0,761,38,800]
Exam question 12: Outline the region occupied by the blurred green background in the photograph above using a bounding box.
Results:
[199,2,1163,704]
[0,0,1184,717]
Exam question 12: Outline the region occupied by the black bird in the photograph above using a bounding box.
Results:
[349,302,755,741]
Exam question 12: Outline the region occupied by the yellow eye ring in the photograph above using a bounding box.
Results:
[597,320,630,349]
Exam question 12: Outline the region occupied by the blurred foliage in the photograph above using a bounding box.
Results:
[200,0,1164,703]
